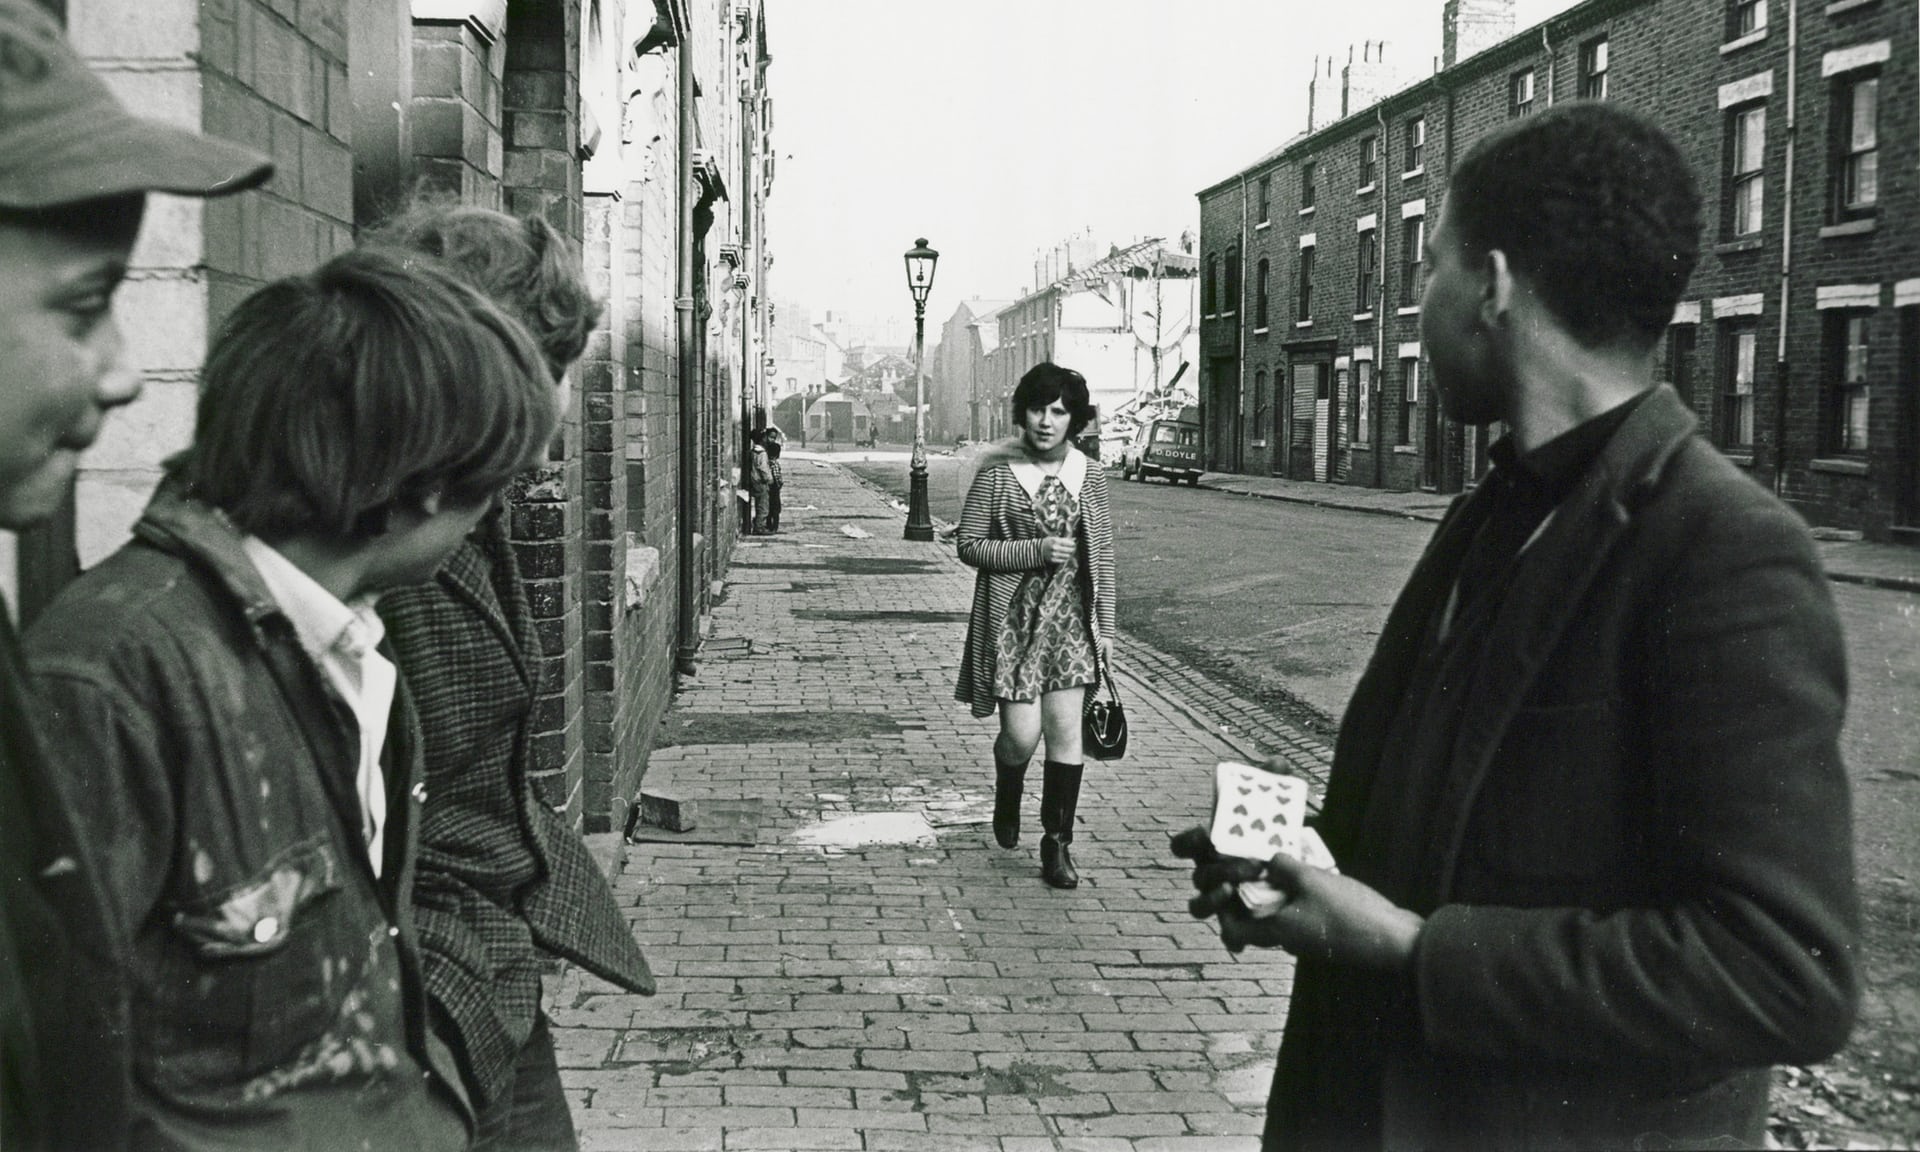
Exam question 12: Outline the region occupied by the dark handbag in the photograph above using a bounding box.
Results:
[1082,655,1128,760]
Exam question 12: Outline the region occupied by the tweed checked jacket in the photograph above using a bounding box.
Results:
[955,448,1116,718]
[381,509,653,1108]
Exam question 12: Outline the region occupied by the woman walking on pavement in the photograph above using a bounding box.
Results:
[955,362,1116,889]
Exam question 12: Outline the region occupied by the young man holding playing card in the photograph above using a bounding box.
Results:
[1175,102,1857,1151]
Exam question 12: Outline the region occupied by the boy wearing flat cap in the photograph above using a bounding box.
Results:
[0,1,271,1147]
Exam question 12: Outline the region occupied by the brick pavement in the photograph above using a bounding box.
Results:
[549,461,1303,1151]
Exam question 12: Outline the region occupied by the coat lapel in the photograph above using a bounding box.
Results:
[435,514,533,689]
[1317,488,1489,853]
[1426,387,1700,899]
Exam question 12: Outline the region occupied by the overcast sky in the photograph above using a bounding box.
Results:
[760,0,1580,331]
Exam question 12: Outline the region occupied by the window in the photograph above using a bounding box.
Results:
[1358,135,1378,188]
[1831,74,1879,222]
[1258,175,1271,224]
[1404,116,1426,172]
[1825,312,1871,452]
[1728,104,1766,237]
[1510,68,1537,117]
[1297,245,1315,322]
[1721,324,1757,449]
[1224,247,1242,315]
[1204,254,1217,314]
[1254,369,1269,436]
[1356,228,1377,314]
[1398,358,1420,446]
[1730,0,1766,38]
[1353,360,1371,444]
[1301,161,1317,210]
[1579,36,1609,99]
[1400,216,1425,307]
[1255,259,1270,329]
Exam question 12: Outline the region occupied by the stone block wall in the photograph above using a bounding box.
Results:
[69,0,355,565]
[410,16,505,206]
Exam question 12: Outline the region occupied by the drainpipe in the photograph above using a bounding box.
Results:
[675,0,699,675]
[1773,0,1799,496]
[1375,101,1389,490]
[1237,172,1249,475]
[1541,24,1555,104]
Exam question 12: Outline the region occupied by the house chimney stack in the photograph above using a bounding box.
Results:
[1442,0,1517,69]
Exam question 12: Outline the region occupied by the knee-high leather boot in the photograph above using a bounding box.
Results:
[1039,760,1084,889]
[992,753,1027,850]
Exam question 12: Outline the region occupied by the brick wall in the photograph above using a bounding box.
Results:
[1200,0,1920,536]
[612,52,681,834]
[410,15,504,206]
[70,0,354,564]
[502,0,587,823]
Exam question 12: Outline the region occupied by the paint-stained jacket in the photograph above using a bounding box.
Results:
[24,488,469,1151]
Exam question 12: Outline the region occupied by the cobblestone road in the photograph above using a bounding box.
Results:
[550,461,1320,1150]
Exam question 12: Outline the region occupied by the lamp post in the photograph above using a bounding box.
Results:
[903,237,939,541]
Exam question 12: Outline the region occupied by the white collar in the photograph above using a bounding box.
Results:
[240,536,386,663]
[1008,447,1087,501]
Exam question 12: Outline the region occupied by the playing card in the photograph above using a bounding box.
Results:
[1208,761,1308,862]
[1206,762,1336,919]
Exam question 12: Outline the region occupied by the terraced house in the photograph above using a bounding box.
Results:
[0,0,776,832]
[1198,0,1920,541]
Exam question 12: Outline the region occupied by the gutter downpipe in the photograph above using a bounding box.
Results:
[1237,172,1249,475]
[1542,24,1555,104]
[1376,101,1389,490]
[1774,0,1799,496]
[674,0,700,675]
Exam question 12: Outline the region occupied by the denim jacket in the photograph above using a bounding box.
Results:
[23,489,470,1151]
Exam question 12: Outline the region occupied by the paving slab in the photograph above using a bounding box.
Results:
[551,462,1299,1150]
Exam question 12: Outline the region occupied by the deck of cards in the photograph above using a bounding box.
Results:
[1208,761,1338,917]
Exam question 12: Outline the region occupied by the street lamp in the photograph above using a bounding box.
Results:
[902,237,939,541]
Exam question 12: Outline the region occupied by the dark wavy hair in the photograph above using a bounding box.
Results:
[1446,101,1700,349]
[1011,362,1096,437]
[365,199,602,376]
[178,248,557,541]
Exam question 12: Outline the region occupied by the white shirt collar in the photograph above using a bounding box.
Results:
[1008,446,1088,501]
[239,537,386,662]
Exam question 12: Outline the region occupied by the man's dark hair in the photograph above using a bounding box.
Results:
[1011,362,1095,437]
[1446,101,1700,349]
[178,248,557,541]
[366,199,602,377]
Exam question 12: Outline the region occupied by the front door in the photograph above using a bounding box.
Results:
[1272,367,1289,476]
[1208,356,1241,473]
[1313,362,1334,482]
[1900,307,1920,528]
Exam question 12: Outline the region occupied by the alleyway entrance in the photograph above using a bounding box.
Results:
[551,461,1301,1150]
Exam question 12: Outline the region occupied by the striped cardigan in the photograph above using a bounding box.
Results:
[954,448,1116,718]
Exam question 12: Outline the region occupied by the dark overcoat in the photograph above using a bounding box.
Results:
[1266,387,1859,1151]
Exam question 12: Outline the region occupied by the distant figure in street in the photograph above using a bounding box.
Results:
[1174,102,1857,1150]
[0,2,270,1146]
[27,249,555,1150]
[746,427,772,534]
[956,362,1116,889]
[368,202,656,1151]
[764,426,785,533]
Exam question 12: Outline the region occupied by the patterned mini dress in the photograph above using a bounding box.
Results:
[992,473,1100,701]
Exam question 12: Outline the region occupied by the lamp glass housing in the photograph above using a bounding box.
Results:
[903,237,939,310]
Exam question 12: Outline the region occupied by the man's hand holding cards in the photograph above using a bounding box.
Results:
[1208,761,1337,917]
